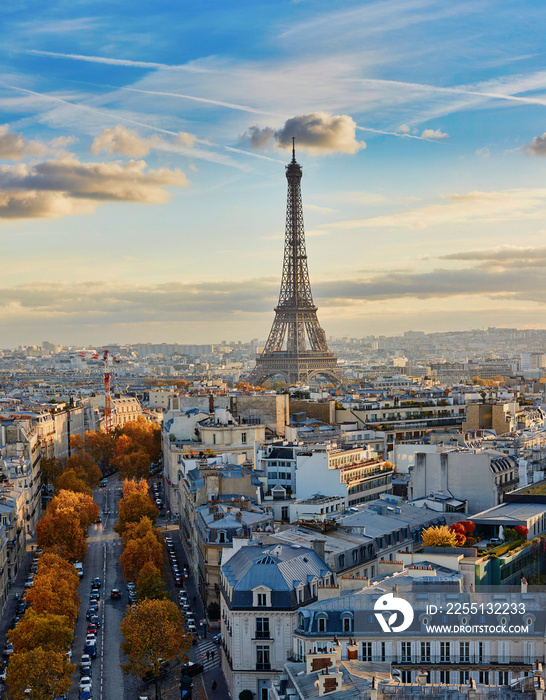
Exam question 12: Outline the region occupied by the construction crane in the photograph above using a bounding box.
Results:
[77,349,120,433]
[101,350,120,434]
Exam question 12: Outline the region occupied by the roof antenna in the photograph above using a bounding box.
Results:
[292,136,296,163]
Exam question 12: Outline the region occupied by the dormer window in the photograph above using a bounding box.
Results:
[317,613,328,633]
[252,587,271,608]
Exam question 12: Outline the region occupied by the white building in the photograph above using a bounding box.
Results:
[220,542,334,700]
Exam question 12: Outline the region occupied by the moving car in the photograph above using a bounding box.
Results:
[91,577,101,589]
[212,633,221,644]
[110,588,121,599]
[100,478,108,487]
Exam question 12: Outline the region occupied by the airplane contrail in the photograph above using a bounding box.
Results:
[0,82,282,165]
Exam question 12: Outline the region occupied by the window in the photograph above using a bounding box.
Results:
[499,671,509,686]
[256,646,271,671]
[459,642,470,663]
[218,531,226,544]
[459,671,469,684]
[342,616,351,633]
[401,670,412,683]
[440,641,451,663]
[256,618,270,639]
[318,617,327,633]
[213,434,216,445]
[401,642,411,663]
[281,507,289,521]
[477,641,484,663]
[380,642,386,662]
[339,554,345,568]
[362,642,372,662]
[439,671,450,684]
[241,432,247,444]
[420,642,431,663]
[257,593,267,607]
[479,671,489,685]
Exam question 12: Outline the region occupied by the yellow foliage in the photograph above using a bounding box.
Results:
[421,525,458,548]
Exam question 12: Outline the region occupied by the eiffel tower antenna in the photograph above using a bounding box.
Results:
[248,144,344,387]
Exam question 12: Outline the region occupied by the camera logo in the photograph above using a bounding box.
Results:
[374,593,414,633]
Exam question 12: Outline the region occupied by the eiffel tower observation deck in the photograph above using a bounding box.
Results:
[248,141,345,387]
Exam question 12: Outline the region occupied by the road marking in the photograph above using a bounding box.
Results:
[100,541,106,700]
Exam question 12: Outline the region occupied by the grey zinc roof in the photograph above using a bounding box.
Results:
[222,543,331,609]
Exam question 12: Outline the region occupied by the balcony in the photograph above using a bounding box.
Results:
[393,655,532,667]
[255,632,271,640]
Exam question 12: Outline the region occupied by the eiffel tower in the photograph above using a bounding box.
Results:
[248,141,345,387]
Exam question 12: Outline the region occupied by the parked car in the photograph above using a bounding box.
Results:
[3,643,13,657]
[180,662,204,677]
[79,677,92,692]
[110,588,121,599]
[84,641,97,658]
[87,623,98,635]
[79,690,92,700]
[80,663,92,678]
[89,591,100,601]
[88,615,101,628]
[85,609,97,621]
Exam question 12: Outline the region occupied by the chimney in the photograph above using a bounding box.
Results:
[208,394,214,416]
[311,539,326,562]
[236,511,243,523]
[521,576,528,593]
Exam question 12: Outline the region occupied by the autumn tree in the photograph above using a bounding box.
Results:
[48,489,99,529]
[115,492,158,536]
[57,469,92,496]
[8,609,73,654]
[36,553,80,590]
[120,531,165,582]
[119,418,161,464]
[65,451,101,488]
[6,648,74,700]
[114,450,151,481]
[27,572,80,625]
[122,478,150,498]
[41,457,63,488]
[514,525,529,538]
[421,525,459,548]
[121,599,191,700]
[36,508,87,562]
[70,430,116,472]
[136,562,168,602]
[121,516,162,548]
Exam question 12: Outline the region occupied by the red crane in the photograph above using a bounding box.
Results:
[78,349,120,433]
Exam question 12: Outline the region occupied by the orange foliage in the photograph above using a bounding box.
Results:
[120,531,165,582]
[115,492,158,536]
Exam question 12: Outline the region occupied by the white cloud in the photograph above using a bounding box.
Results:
[244,112,365,155]
[0,124,47,160]
[92,125,158,157]
[326,188,546,230]
[397,124,411,133]
[421,128,449,140]
[0,156,189,219]
[525,132,546,157]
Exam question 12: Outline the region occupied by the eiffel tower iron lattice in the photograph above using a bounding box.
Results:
[248,141,345,387]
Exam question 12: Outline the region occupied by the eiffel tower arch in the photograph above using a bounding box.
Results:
[248,142,345,387]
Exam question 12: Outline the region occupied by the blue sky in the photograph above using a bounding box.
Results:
[2,0,546,346]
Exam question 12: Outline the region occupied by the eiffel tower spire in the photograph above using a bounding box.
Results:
[248,143,344,386]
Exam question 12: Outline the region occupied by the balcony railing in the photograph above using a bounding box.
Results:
[256,663,271,671]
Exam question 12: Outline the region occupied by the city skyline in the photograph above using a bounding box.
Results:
[3,1,546,345]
